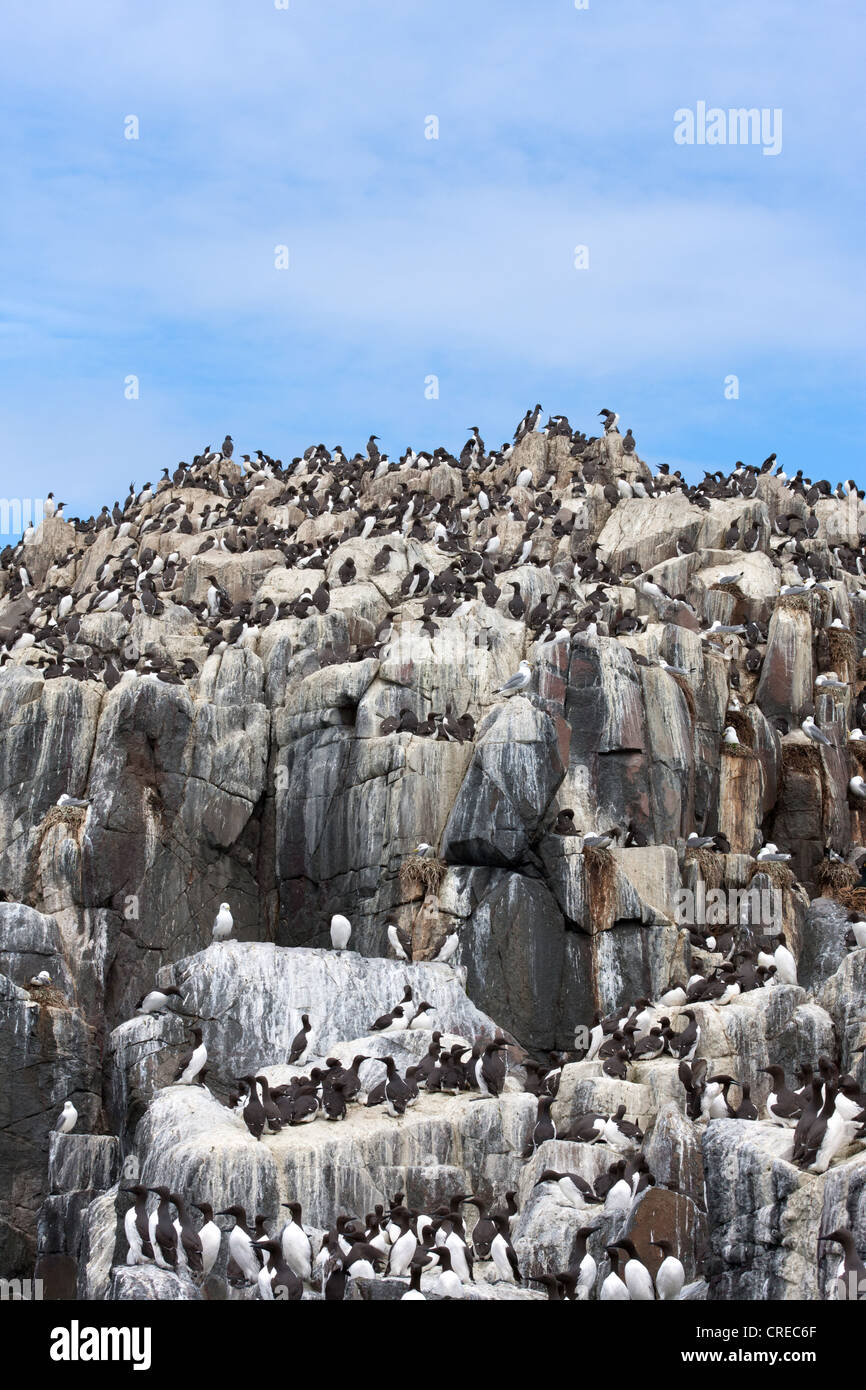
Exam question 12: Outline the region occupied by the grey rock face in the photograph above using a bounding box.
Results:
[819,947,866,1077]
[108,1266,202,1301]
[1,418,866,1299]
[0,972,98,1274]
[703,1121,866,1300]
[107,941,506,1131]
[451,869,585,1051]
[799,898,855,994]
[442,698,566,865]
[129,1084,535,1233]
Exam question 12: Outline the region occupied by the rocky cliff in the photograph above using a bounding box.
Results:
[1,415,864,1300]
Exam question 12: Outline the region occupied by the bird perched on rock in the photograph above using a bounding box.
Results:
[191,1202,221,1276]
[434,931,459,964]
[387,920,412,961]
[772,932,797,985]
[651,1240,685,1300]
[496,660,531,697]
[600,1246,630,1300]
[757,842,791,862]
[330,914,352,950]
[761,1066,803,1127]
[530,1096,557,1149]
[212,903,233,941]
[670,1010,700,1061]
[583,827,620,849]
[288,1014,312,1065]
[802,715,832,746]
[173,1027,207,1085]
[136,985,186,1016]
[55,1100,78,1133]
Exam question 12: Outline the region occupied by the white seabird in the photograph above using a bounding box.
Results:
[496,659,532,697]
[330,913,352,950]
[686,832,716,849]
[387,922,410,960]
[212,903,234,940]
[434,931,459,964]
[136,986,185,1016]
[757,842,792,862]
[56,1100,78,1133]
[583,828,619,849]
[802,716,832,746]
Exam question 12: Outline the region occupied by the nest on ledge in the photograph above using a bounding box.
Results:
[39,804,87,834]
[685,847,724,889]
[815,859,858,897]
[666,671,696,721]
[724,709,755,747]
[582,845,618,929]
[399,856,447,899]
[26,983,70,1009]
[827,626,856,674]
[710,581,746,606]
[777,594,811,615]
[838,886,866,914]
[782,743,822,777]
[582,844,614,868]
[748,860,796,890]
[722,742,755,761]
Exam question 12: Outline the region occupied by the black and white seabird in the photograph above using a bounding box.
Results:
[172,1027,207,1085]
[288,1014,312,1064]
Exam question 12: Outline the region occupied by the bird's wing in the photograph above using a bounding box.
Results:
[497,671,525,691]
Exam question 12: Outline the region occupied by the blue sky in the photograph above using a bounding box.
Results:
[1,1,863,541]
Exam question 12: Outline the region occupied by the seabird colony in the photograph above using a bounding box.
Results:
[3,405,866,1299]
